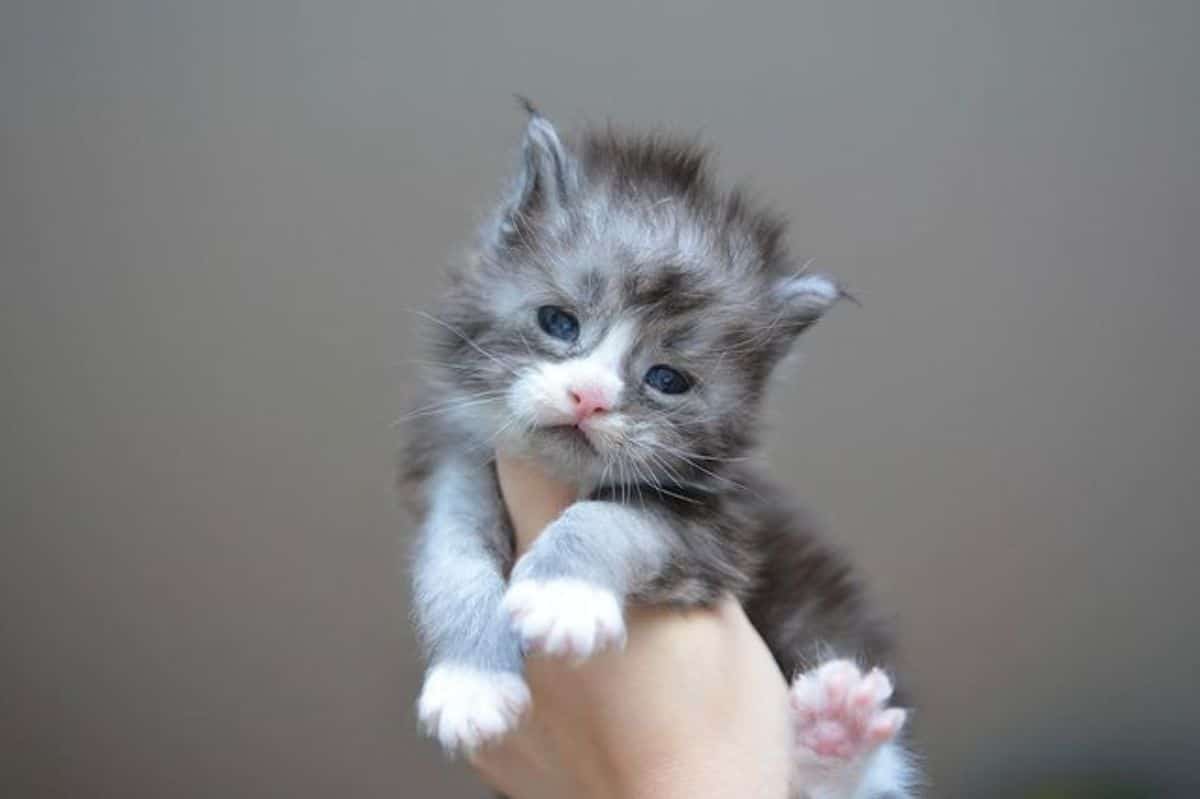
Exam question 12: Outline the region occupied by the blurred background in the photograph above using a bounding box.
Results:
[3,1,1198,796]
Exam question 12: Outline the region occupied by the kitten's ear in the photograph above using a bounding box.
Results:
[771,273,845,335]
[507,98,578,219]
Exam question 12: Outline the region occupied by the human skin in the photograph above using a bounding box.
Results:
[470,455,792,799]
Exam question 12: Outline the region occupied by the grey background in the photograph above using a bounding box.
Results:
[3,1,1198,796]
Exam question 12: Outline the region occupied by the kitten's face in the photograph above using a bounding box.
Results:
[428,111,839,488]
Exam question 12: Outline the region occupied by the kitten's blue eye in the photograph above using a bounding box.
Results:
[537,305,579,343]
[644,364,692,395]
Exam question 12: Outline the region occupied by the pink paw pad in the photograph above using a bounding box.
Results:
[789,659,907,761]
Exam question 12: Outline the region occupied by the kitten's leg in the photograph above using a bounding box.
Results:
[788,659,914,799]
[413,459,528,754]
[502,501,671,660]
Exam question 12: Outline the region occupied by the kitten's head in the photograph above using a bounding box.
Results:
[429,103,842,488]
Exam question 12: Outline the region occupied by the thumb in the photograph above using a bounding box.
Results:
[495,454,579,556]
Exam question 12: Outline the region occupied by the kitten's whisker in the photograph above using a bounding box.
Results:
[642,453,704,504]
[643,450,692,491]
[637,454,702,505]
[653,442,748,490]
[390,392,507,427]
[516,330,537,360]
[652,484,701,504]
[393,399,504,427]
[402,358,485,372]
[596,458,611,497]
[409,309,516,374]
[624,453,633,503]
[627,455,650,513]
[486,413,521,448]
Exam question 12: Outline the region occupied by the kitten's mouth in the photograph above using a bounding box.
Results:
[539,423,599,453]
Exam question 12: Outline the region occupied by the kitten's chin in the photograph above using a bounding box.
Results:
[494,425,604,484]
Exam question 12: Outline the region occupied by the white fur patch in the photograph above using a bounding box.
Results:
[789,274,839,303]
[775,273,840,317]
[508,363,578,426]
[417,664,530,753]
[502,578,626,660]
[587,318,637,372]
[508,320,633,427]
[855,742,914,799]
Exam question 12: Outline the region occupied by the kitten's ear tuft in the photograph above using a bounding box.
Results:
[507,98,577,219]
[772,273,846,332]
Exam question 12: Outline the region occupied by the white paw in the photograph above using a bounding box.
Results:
[789,659,906,762]
[502,578,626,660]
[417,663,530,753]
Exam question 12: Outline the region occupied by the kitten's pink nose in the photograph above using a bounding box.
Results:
[568,386,611,421]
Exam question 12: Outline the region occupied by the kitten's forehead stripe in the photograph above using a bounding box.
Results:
[661,321,701,353]
[577,269,608,307]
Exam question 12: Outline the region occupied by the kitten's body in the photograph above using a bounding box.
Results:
[403,104,917,798]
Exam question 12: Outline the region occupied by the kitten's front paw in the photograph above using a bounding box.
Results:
[417,663,530,754]
[789,659,906,763]
[502,578,626,660]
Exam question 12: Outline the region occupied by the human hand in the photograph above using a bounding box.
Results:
[470,455,791,799]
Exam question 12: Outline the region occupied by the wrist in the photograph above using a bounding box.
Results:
[615,742,790,799]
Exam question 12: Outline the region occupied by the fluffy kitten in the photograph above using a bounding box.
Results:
[402,101,917,798]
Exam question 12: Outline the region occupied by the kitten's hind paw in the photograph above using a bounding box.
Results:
[502,578,626,660]
[417,663,530,754]
[789,659,906,763]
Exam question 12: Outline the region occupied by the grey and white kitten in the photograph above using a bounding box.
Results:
[402,102,917,798]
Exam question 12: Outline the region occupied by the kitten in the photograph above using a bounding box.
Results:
[402,101,918,798]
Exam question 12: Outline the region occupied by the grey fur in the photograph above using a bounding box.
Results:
[510,501,673,593]
[410,457,521,673]
[402,104,916,797]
